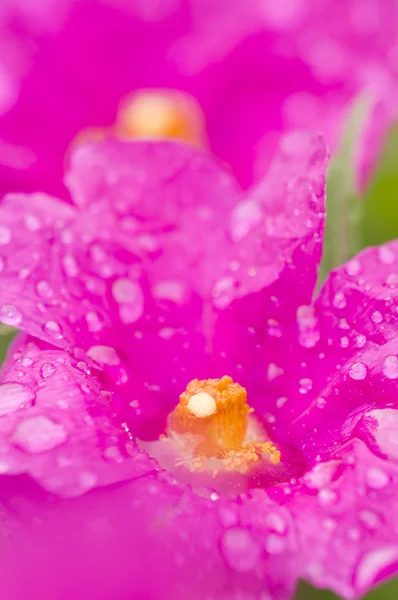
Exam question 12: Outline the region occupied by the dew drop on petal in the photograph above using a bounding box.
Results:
[378,246,396,265]
[355,546,398,591]
[371,311,383,324]
[86,311,104,333]
[36,280,54,299]
[359,509,381,530]
[332,292,347,309]
[24,213,42,232]
[11,416,67,453]
[0,304,22,326]
[0,383,35,416]
[382,356,398,380]
[221,528,262,573]
[0,226,11,245]
[62,255,79,277]
[40,363,57,379]
[43,321,63,340]
[21,357,33,367]
[345,259,361,276]
[87,345,120,366]
[366,466,389,489]
[112,277,139,303]
[299,378,313,394]
[79,472,98,490]
[349,362,367,380]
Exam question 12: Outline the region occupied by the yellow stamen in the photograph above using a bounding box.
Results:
[70,89,206,151]
[167,376,281,475]
[116,90,205,146]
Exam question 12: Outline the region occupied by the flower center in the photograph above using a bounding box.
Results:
[166,375,281,474]
[71,89,206,149]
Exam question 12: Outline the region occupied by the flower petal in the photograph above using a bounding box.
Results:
[288,437,398,599]
[0,334,153,496]
[0,470,298,599]
[255,241,398,460]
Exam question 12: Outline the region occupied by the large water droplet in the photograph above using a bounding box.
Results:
[40,363,57,379]
[371,311,383,324]
[86,311,104,332]
[112,278,144,324]
[382,356,398,380]
[43,320,63,340]
[0,304,22,326]
[62,254,79,277]
[87,345,120,366]
[221,528,262,572]
[332,292,346,309]
[36,280,54,299]
[366,466,389,489]
[11,416,67,453]
[0,383,35,416]
[349,362,367,380]
[355,546,398,591]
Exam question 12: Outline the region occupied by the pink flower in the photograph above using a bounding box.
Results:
[1,135,398,599]
[0,0,397,199]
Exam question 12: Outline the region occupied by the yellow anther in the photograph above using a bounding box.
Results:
[167,376,280,475]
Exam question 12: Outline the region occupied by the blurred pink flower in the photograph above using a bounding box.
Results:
[1,135,398,599]
[0,0,397,199]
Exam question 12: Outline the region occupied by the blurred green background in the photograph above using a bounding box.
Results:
[1,126,398,599]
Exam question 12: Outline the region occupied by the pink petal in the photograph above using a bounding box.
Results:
[288,438,398,599]
[0,334,152,497]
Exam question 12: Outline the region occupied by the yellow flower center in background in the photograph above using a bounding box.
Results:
[167,375,280,474]
[72,89,206,149]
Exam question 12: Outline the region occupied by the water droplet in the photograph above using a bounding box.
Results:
[264,512,287,534]
[0,383,35,415]
[86,311,104,332]
[366,466,389,489]
[371,311,383,324]
[382,356,398,380]
[158,327,176,340]
[276,396,288,408]
[333,292,347,309]
[359,509,381,529]
[36,280,54,299]
[356,334,367,348]
[355,546,398,590]
[77,361,90,374]
[0,226,11,245]
[153,280,185,304]
[267,363,283,381]
[349,362,367,380]
[264,534,286,554]
[0,304,22,326]
[24,213,41,231]
[112,278,144,324]
[299,378,313,394]
[79,472,98,490]
[221,528,262,572]
[267,319,282,337]
[87,345,120,366]
[11,416,67,453]
[318,489,337,506]
[345,259,361,276]
[378,246,395,265]
[40,363,57,379]
[62,254,79,277]
[43,321,63,340]
[297,305,320,348]
[341,336,349,348]
[21,357,33,367]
